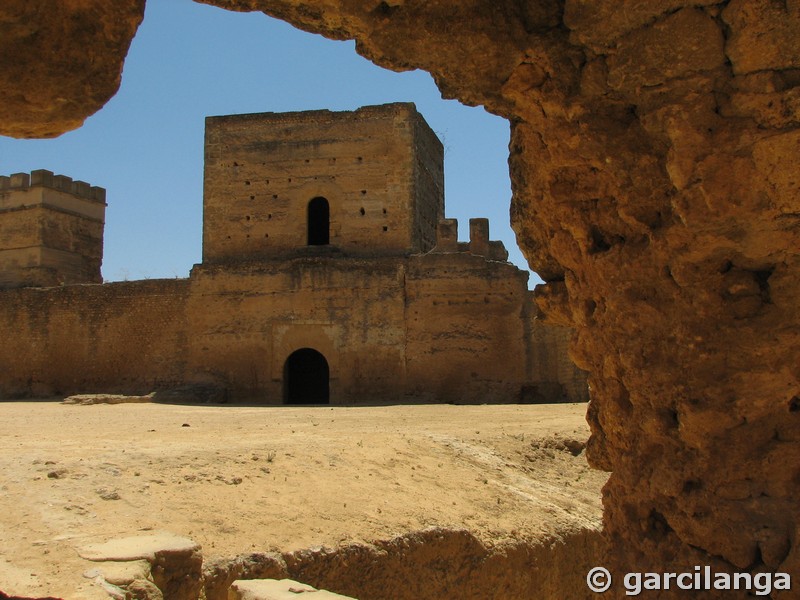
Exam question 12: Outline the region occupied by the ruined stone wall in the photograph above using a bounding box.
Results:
[203,104,441,262]
[404,251,587,405]
[178,254,578,405]
[0,280,189,398]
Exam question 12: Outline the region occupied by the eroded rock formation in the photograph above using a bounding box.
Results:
[1,0,798,592]
[0,0,145,138]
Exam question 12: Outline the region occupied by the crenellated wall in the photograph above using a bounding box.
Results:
[0,169,106,288]
[0,169,107,204]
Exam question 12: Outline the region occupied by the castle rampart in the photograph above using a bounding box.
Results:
[0,104,587,405]
[0,169,106,204]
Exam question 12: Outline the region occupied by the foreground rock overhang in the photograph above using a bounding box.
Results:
[1,0,798,584]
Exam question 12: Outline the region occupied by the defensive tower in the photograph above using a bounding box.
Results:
[0,169,105,288]
[202,103,444,263]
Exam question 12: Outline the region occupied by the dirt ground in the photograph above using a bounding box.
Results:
[0,401,606,599]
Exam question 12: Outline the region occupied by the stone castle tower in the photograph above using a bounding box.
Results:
[0,103,587,405]
[202,103,445,262]
[0,170,105,288]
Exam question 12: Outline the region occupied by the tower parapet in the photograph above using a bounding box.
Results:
[433,217,509,262]
[0,169,106,288]
[0,169,106,203]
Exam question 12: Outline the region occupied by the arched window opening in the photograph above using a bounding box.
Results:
[284,348,330,404]
[307,197,329,246]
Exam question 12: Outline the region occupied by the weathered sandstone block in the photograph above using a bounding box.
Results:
[80,533,202,600]
[0,1,145,138]
[229,579,356,600]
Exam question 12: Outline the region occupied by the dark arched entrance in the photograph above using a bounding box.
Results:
[284,348,329,404]
[307,197,329,245]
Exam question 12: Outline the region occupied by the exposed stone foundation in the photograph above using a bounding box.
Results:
[76,528,604,600]
[0,0,798,592]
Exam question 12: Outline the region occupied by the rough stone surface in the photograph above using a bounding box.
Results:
[204,554,288,600]
[64,393,154,405]
[285,528,603,600]
[80,533,202,600]
[82,559,151,586]
[229,578,356,600]
[1,0,799,592]
[0,0,145,138]
[79,533,198,562]
[211,528,603,600]
[125,578,163,600]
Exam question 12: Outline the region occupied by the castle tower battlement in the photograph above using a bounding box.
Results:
[0,169,106,288]
[433,217,509,262]
[0,169,106,205]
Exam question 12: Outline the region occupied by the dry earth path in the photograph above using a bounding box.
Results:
[0,402,605,598]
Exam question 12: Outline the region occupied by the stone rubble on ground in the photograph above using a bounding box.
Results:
[229,578,357,600]
[63,394,154,406]
[79,533,202,600]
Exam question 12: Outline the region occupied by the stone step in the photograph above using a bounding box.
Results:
[229,578,357,600]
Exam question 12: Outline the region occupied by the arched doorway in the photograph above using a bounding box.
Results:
[307,197,329,245]
[284,348,329,404]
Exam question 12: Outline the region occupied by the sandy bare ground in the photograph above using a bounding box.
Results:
[0,402,606,599]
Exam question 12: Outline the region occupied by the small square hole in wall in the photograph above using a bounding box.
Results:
[383,226,388,232]
[360,208,365,216]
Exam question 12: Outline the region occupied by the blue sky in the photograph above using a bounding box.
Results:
[0,0,539,286]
